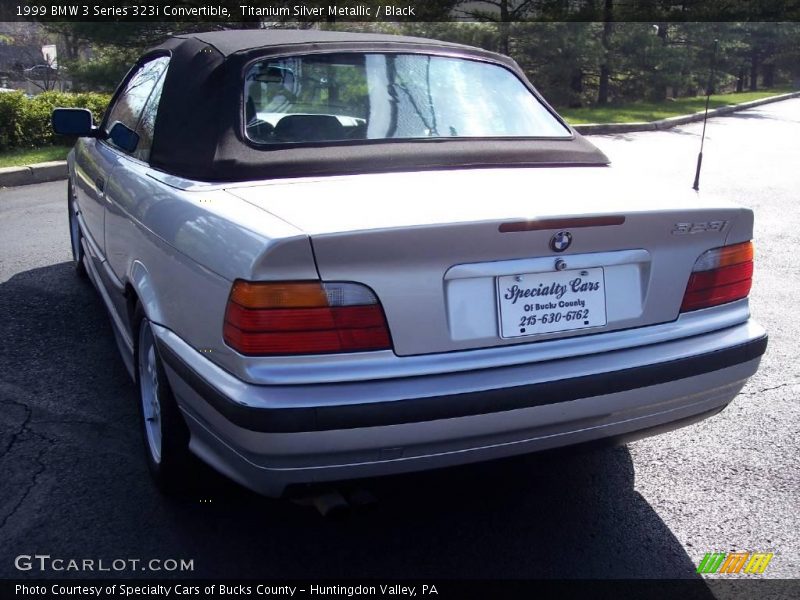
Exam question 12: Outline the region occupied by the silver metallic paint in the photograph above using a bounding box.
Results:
[68,139,764,496]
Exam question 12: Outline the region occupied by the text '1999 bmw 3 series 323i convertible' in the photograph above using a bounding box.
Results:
[52,29,767,497]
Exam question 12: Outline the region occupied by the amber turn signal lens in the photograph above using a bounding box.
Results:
[715,241,754,268]
[691,241,753,272]
[223,280,392,355]
[229,281,329,309]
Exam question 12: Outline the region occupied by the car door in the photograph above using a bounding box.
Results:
[72,131,118,271]
[91,55,170,321]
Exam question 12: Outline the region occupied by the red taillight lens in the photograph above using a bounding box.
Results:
[223,281,392,355]
[680,241,754,312]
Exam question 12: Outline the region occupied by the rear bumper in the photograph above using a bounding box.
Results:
[154,321,766,497]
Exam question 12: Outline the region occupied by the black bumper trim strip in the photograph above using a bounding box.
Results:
[157,334,767,433]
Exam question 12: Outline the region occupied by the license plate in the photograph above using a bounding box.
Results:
[497,267,607,338]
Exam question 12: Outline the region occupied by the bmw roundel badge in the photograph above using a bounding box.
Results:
[550,231,572,252]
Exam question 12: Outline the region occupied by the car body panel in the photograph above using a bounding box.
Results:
[227,167,750,355]
[151,320,765,496]
[225,167,736,235]
[72,139,122,259]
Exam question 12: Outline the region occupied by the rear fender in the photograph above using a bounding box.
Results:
[129,260,166,326]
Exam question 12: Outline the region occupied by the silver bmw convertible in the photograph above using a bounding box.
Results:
[52,29,767,497]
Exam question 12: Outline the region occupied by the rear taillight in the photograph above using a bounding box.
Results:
[223,280,392,355]
[681,241,754,312]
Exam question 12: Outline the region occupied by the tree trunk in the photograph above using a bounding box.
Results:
[570,69,584,107]
[763,63,775,88]
[598,64,610,105]
[749,48,759,91]
[652,22,668,101]
[657,22,668,43]
[498,0,510,56]
[597,0,613,105]
[59,33,81,61]
[736,66,745,92]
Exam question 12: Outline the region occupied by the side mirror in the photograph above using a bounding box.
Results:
[52,108,96,137]
[108,121,139,153]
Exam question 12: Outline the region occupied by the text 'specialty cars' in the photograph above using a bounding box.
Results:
[52,29,767,497]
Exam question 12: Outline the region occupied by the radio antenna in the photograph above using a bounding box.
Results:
[693,39,719,191]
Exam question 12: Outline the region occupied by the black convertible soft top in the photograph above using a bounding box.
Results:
[135,29,608,182]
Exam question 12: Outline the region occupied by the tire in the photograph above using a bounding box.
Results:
[134,306,195,494]
[67,181,87,279]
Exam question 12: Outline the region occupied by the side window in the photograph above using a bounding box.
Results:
[132,69,166,162]
[104,56,169,154]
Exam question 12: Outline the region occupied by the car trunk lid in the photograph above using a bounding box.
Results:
[226,167,748,356]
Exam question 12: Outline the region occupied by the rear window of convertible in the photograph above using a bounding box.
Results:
[244,53,571,145]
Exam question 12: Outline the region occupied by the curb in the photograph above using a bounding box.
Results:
[0,160,68,188]
[573,90,800,135]
[1,91,798,187]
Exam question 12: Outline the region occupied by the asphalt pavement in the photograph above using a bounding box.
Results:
[0,99,798,581]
